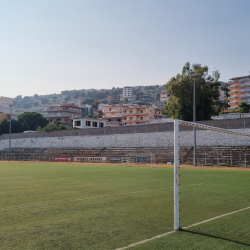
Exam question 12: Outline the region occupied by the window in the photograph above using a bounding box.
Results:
[140,117,143,120]
[140,110,143,113]
[123,116,127,120]
[99,123,104,127]
[129,110,133,114]
[117,119,121,122]
[86,121,91,126]
[129,117,133,120]
[109,108,112,111]
[75,120,81,126]
[93,122,98,127]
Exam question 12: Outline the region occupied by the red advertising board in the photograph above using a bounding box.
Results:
[54,157,71,162]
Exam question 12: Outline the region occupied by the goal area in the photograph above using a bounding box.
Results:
[174,119,250,230]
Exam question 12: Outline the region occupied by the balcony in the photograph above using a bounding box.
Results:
[107,109,122,112]
[105,114,122,118]
[229,101,238,104]
[229,91,237,94]
[229,96,237,99]
[228,107,238,110]
[240,78,250,82]
[229,85,237,89]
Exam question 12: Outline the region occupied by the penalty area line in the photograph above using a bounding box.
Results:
[114,206,250,250]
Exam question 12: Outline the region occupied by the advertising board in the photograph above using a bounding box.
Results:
[109,157,121,163]
[134,157,147,163]
[54,157,71,162]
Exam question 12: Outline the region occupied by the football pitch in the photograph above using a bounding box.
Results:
[0,161,249,250]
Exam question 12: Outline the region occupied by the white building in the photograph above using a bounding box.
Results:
[0,96,17,121]
[219,90,227,102]
[160,93,170,102]
[73,117,105,129]
[123,86,133,99]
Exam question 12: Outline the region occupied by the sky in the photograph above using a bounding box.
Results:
[1,0,250,98]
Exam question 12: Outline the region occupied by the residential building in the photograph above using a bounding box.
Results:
[47,103,82,128]
[107,95,120,104]
[80,105,94,117]
[73,117,105,129]
[104,105,123,126]
[123,86,133,99]
[228,75,250,110]
[0,96,17,122]
[104,104,164,126]
[160,93,170,102]
[219,90,227,103]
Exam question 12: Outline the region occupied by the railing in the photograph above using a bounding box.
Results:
[229,85,237,88]
[229,91,237,94]
[107,109,122,112]
[229,96,237,99]
[47,114,81,118]
[229,101,238,104]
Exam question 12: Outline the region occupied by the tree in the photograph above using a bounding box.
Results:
[239,101,250,113]
[165,62,220,121]
[91,101,100,110]
[0,119,28,135]
[18,112,48,131]
[38,120,67,132]
[41,98,49,104]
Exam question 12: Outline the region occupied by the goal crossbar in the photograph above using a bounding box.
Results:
[174,119,250,230]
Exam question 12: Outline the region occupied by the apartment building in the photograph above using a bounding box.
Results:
[104,105,123,126]
[123,86,133,99]
[104,104,164,126]
[228,75,250,110]
[107,95,120,104]
[47,103,82,128]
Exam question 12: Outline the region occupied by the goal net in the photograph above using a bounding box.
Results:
[174,119,250,230]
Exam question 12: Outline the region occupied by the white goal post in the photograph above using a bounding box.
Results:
[174,119,250,230]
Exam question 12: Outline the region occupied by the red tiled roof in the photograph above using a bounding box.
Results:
[229,75,250,80]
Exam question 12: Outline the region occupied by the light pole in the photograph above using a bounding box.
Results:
[8,103,14,161]
[189,73,201,166]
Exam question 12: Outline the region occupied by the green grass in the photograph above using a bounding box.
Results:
[0,162,249,250]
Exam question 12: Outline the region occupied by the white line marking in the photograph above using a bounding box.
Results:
[114,206,250,250]
[0,183,204,211]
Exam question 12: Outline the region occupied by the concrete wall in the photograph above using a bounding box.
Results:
[1,128,250,151]
[1,117,250,140]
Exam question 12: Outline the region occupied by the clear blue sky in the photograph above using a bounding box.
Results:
[1,0,250,98]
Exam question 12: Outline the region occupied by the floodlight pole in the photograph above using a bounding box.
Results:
[174,119,180,230]
[189,73,201,166]
[193,77,197,166]
[8,104,13,161]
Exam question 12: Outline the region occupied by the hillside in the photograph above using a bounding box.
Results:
[14,85,166,116]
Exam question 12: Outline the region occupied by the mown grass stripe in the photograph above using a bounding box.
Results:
[0,183,204,211]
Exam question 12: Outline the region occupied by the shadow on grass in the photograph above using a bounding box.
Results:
[182,229,250,247]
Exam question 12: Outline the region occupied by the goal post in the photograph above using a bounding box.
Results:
[174,119,250,230]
